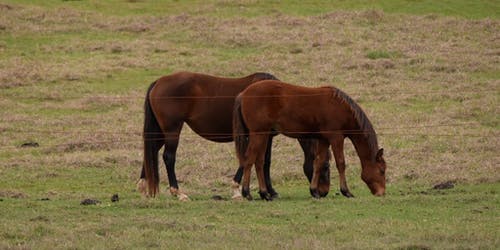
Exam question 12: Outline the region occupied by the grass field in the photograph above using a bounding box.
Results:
[1,0,499,249]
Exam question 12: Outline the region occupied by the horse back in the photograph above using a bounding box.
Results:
[239,80,351,137]
[149,71,277,141]
[151,71,276,99]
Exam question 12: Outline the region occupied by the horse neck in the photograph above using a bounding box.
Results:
[331,87,378,167]
[348,133,377,167]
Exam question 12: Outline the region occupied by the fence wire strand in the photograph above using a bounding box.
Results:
[1,122,498,150]
[1,89,497,149]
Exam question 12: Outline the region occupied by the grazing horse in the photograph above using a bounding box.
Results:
[233,80,386,200]
[139,72,331,200]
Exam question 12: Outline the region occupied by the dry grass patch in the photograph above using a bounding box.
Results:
[0,190,28,199]
[0,3,499,248]
[0,5,498,190]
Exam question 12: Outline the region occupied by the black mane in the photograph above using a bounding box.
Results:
[331,87,379,158]
[253,72,279,81]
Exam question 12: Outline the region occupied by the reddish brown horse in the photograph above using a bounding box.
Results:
[234,80,386,200]
[139,72,331,200]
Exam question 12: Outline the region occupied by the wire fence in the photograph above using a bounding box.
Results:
[1,122,497,150]
[1,89,497,149]
[6,88,497,101]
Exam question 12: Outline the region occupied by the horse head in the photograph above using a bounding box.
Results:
[317,157,331,197]
[361,148,386,196]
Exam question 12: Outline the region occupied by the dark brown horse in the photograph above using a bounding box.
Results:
[234,80,386,200]
[139,72,331,200]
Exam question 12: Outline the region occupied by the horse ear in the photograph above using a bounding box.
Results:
[376,148,384,162]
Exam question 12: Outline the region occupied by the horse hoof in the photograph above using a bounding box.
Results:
[269,189,280,199]
[232,188,243,200]
[231,181,241,189]
[259,191,273,201]
[309,188,321,199]
[169,187,179,196]
[136,179,148,197]
[242,188,250,197]
[341,188,355,198]
[242,188,252,201]
[178,193,190,201]
[231,193,243,200]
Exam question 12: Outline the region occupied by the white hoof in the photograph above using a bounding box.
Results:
[178,193,190,201]
[136,179,148,197]
[170,187,190,201]
[231,193,243,200]
[231,181,242,200]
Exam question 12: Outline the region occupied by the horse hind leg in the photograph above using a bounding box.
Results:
[137,167,147,196]
[241,161,253,201]
[256,146,273,201]
[241,134,269,201]
[263,137,279,199]
[163,148,189,201]
[137,170,148,196]
[231,166,244,200]
[138,137,164,197]
[248,134,272,200]
[232,136,276,200]
[161,124,190,201]
[239,149,255,201]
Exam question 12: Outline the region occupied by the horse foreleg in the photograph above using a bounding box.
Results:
[331,136,354,198]
[298,138,315,183]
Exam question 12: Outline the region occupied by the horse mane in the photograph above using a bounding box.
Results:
[252,72,279,81]
[329,87,379,158]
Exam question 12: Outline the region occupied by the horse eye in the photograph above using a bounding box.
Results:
[380,169,385,175]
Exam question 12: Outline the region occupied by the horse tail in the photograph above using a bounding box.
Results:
[233,94,249,163]
[143,81,162,197]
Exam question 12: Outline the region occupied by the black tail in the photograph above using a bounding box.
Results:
[233,95,249,164]
[143,81,162,197]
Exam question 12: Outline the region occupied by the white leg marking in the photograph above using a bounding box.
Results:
[136,178,148,197]
[231,180,243,200]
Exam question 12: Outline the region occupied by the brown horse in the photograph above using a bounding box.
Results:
[234,80,386,200]
[139,72,331,200]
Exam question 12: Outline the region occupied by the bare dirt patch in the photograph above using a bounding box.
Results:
[433,181,455,190]
[80,198,101,205]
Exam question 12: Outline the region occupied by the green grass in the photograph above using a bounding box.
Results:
[1,0,499,249]
[4,0,499,18]
[1,180,498,249]
[365,50,402,60]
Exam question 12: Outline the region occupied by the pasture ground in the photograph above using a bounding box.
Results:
[0,1,498,249]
